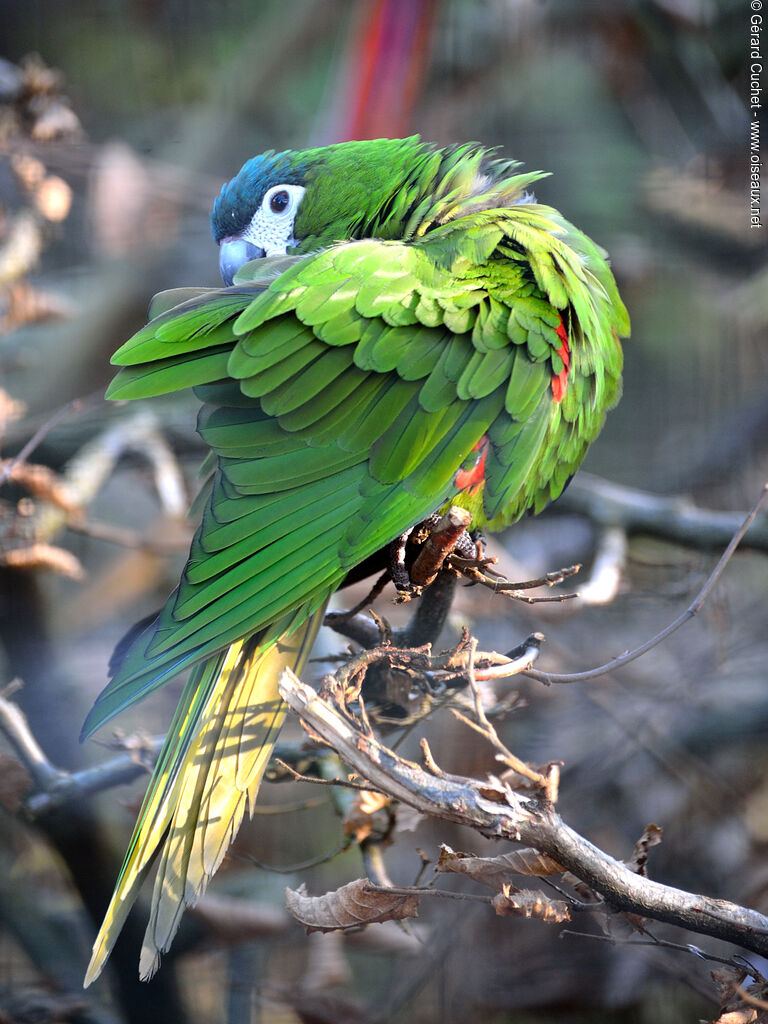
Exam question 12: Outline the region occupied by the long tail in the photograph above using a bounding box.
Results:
[84,609,324,986]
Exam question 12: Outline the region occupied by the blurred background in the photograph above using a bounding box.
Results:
[0,1,766,1022]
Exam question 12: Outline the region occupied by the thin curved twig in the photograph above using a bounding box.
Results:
[279,666,768,957]
[0,391,103,487]
[524,482,768,686]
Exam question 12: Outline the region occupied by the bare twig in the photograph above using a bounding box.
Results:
[0,395,91,487]
[559,473,768,551]
[231,842,352,875]
[525,482,768,685]
[59,409,187,519]
[1,408,188,580]
[419,737,445,777]
[66,516,189,552]
[272,757,382,794]
[24,741,162,817]
[470,634,543,681]
[576,525,627,606]
[0,685,63,790]
[278,668,768,957]
[449,706,545,787]
[324,609,384,649]
[735,982,768,1010]
[559,929,763,974]
[0,690,161,816]
[450,558,581,592]
[449,556,581,604]
[456,637,547,787]
[325,571,391,626]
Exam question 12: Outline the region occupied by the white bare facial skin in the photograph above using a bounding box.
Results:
[241,184,306,256]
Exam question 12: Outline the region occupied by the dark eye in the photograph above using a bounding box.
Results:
[269,189,290,213]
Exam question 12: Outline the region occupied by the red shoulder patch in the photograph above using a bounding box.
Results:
[551,318,570,403]
[455,435,489,494]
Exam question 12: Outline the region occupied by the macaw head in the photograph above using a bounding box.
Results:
[211,137,434,285]
[211,136,536,285]
[211,148,308,286]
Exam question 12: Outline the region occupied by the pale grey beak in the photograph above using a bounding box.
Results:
[219,237,265,286]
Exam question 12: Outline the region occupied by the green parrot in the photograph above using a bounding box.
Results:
[82,136,628,984]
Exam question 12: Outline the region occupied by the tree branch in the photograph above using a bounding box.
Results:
[558,473,768,552]
[0,690,160,816]
[278,667,768,958]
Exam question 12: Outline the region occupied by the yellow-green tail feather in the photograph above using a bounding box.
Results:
[84,608,324,986]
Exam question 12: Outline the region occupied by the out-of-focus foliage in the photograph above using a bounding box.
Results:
[0,1,765,1022]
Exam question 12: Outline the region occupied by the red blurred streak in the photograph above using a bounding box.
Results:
[342,0,436,141]
[347,0,388,141]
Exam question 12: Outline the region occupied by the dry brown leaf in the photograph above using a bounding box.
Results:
[0,460,78,512]
[343,789,390,844]
[621,911,653,935]
[285,879,419,933]
[0,754,32,812]
[2,542,84,579]
[393,801,425,833]
[561,870,600,903]
[0,281,73,334]
[713,1011,759,1024]
[436,844,564,890]
[712,967,748,997]
[626,822,663,875]
[710,968,768,1023]
[491,884,571,922]
[737,984,768,1012]
[476,775,510,803]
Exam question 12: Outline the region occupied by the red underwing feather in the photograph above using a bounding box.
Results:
[551,318,570,403]
[455,435,489,494]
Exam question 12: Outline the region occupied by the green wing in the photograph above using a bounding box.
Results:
[84,205,627,738]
